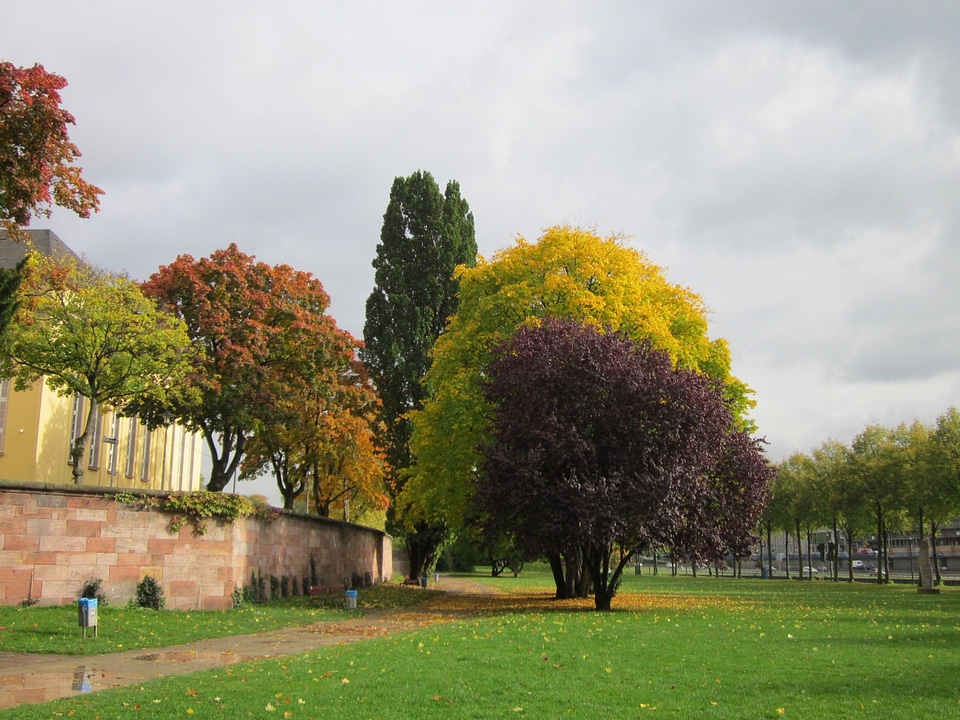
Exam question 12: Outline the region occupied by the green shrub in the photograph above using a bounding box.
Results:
[135,575,166,610]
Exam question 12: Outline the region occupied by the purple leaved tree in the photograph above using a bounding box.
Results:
[477,318,770,610]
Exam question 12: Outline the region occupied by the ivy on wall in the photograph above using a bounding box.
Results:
[113,491,278,535]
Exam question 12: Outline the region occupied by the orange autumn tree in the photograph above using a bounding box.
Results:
[139,245,351,494]
[241,331,388,521]
[306,360,388,523]
[0,62,103,235]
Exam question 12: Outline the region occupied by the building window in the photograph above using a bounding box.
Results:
[125,417,137,478]
[87,405,102,469]
[140,430,151,482]
[68,394,85,464]
[105,412,120,475]
[0,378,9,454]
[178,428,188,490]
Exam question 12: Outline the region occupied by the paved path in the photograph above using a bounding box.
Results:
[0,576,499,711]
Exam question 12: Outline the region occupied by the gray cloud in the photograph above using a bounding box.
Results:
[4,1,959,493]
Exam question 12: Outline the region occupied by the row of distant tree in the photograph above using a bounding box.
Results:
[764,409,960,584]
[2,59,774,610]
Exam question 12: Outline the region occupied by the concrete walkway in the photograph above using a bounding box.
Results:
[0,576,498,710]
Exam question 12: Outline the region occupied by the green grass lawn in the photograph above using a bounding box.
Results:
[0,584,432,656]
[3,571,958,719]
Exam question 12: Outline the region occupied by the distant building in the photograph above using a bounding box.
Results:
[0,229,204,491]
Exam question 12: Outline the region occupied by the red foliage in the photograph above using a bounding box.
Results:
[0,62,102,229]
[141,244,343,492]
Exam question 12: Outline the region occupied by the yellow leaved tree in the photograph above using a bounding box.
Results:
[401,225,753,533]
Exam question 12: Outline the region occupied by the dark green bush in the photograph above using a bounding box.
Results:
[135,575,165,610]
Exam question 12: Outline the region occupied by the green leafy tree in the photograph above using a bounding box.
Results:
[925,409,960,581]
[895,418,957,585]
[850,425,907,583]
[1,62,102,235]
[2,253,193,483]
[809,439,855,581]
[403,225,753,538]
[361,170,476,576]
[929,408,960,496]
[759,467,794,578]
[777,452,826,580]
[768,459,804,579]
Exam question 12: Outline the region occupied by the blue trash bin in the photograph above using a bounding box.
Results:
[78,597,98,637]
[345,589,358,609]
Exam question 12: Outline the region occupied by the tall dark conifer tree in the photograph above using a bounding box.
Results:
[362,171,476,577]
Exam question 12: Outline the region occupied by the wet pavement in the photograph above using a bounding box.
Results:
[0,576,496,710]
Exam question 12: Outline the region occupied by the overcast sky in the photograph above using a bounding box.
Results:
[4,2,959,502]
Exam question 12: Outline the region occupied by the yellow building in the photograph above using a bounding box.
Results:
[0,230,204,491]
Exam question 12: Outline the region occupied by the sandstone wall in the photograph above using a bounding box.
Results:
[0,483,392,610]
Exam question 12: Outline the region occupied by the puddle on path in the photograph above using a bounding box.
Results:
[0,665,123,710]
[0,651,257,710]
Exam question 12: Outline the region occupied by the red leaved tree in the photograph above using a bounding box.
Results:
[477,318,770,610]
[0,62,103,234]
[139,245,344,493]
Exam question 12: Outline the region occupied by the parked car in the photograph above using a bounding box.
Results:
[801,566,818,576]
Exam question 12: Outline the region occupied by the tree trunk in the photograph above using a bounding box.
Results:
[585,544,616,611]
[569,547,592,598]
[205,429,246,492]
[843,524,854,582]
[405,521,447,580]
[875,505,884,585]
[766,522,773,579]
[71,396,99,485]
[547,553,567,598]
[881,522,890,584]
[562,552,578,598]
[931,522,941,586]
[916,509,925,587]
[831,518,839,582]
[795,519,803,580]
[269,454,303,511]
[783,531,791,579]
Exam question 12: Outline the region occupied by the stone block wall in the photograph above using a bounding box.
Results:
[0,483,392,610]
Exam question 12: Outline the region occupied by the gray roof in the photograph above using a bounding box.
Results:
[0,229,80,269]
